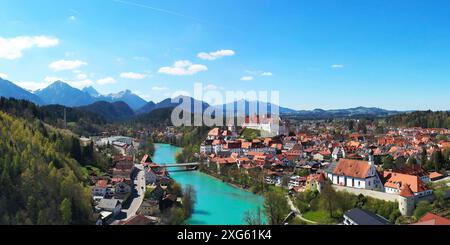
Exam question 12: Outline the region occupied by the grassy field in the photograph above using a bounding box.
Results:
[303,210,339,224]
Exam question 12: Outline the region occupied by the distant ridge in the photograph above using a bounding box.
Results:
[0,78,44,105]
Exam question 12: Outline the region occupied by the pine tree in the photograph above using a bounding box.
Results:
[60,198,72,225]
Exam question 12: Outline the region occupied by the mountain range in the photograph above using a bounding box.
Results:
[1,78,403,119]
[0,78,44,105]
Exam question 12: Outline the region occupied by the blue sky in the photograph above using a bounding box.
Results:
[0,0,449,110]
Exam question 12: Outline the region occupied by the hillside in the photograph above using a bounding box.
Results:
[130,107,174,128]
[0,111,92,224]
[0,97,109,136]
[0,78,44,105]
[78,101,135,121]
[384,111,450,129]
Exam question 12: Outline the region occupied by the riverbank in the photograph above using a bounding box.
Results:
[152,143,266,225]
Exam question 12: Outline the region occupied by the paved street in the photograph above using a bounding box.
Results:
[120,164,146,221]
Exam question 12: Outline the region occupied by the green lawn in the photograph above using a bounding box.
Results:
[303,210,338,224]
[240,128,261,140]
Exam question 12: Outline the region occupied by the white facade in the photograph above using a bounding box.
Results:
[327,165,383,191]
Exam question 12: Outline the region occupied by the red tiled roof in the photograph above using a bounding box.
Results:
[399,184,415,197]
[412,212,450,225]
[208,128,221,137]
[429,172,444,179]
[96,179,108,188]
[119,214,152,225]
[333,159,371,179]
[384,171,430,194]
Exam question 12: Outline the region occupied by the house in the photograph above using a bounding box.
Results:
[332,147,346,160]
[118,214,155,225]
[200,140,214,154]
[145,168,158,184]
[138,199,161,216]
[429,172,445,181]
[115,180,132,195]
[383,171,432,197]
[326,158,383,190]
[97,199,122,217]
[411,212,450,225]
[92,179,109,198]
[343,208,391,225]
[207,128,221,140]
[305,172,326,193]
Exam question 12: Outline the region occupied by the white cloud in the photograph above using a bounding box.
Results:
[331,64,344,69]
[152,86,169,91]
[197,49,235,61]
[44,76,64,83]
[69,79,94,89]
[116,57,123,63]
[49,59,87,71]
[76,73,88,80]
[14,81,52,91]
[0,36,59,60]
[96,77,116,85]
[246,70,273,77]
[240,76,254,81]
[0,73,8,79]
[120,72,147,80]
[158,60,208,76]
[69,16,76,21]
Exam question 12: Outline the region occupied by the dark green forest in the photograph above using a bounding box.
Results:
[0,111,93,224]
[385,111,449,129]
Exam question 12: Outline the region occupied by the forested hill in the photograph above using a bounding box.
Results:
[385,111,450,129]
[0,111,92,224]
[0,97,108,136]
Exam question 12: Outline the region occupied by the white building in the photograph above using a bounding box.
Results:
[242,115,286,137]
[326,158,383,191]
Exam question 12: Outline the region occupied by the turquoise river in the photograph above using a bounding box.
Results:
[152,143,265,225]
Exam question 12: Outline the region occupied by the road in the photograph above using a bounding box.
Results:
[120,163,146,221]
[286,196,317,224]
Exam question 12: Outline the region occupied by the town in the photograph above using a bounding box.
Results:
[194,115,450,225]
[80,113,450,225]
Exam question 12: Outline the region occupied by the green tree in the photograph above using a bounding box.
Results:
[406,157,418,166]
[182,185,197,219]
[263,191,290,225]
[59,198,72,225]
[319,182,338,218]
[382,155,395,170]
[413,200,432,220]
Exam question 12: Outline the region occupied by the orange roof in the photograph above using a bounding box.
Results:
[96,179,108,188]
[429,172,443,179]
[384,171,429,194]
[412,212,450,225]
[399,184,415,197]
[208,128,221,137]
[307,173,326,183]
[333,159,371,179]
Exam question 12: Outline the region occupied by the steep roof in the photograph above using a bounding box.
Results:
[399,184,415,197]
[384,171,430,194]
[344,208,391,225]
[412,212,450,225]
[208,128,221,137]
[333,159,371,179]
